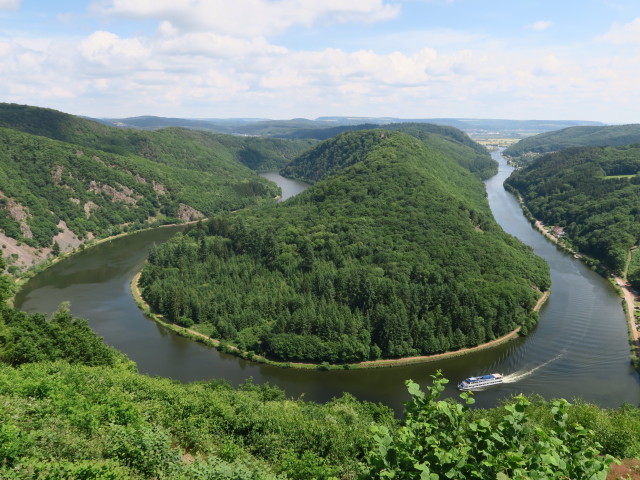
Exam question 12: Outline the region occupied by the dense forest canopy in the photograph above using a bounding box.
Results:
[505,145,640,280]
[140,130,549,363]
[504,124,640,165]
[0,104,320,270]
[282,123,496,182]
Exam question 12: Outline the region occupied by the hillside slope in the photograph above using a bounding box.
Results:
[0,127,278,271]
[140,131,549,363]
[0,103,313,172]
[505,145,640,277]
[504,124,640,165]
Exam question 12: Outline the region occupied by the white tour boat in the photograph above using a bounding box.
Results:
[457,373,503,391]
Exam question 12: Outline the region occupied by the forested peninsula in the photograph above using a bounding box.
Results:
[505,145,640,286]
[139,130,550,364]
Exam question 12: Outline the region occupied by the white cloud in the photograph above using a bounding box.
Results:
[97,0,400,37]
[3,3,640,123]
[79,31,148,67]
[156,30,287,58]
[527,20,552,31]
[597,18,640,44]
[0,0,20,10]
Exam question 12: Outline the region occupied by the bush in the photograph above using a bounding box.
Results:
[364,372,616,479]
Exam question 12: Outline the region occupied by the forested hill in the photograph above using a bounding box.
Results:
[0,103,314,171]
[140,131,550,363]
[281,124,496,182]
[0,127,279,272]
[503,124,640,165]
[505,145,640,280]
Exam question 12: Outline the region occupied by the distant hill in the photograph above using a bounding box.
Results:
[140,130,549,363]
[0,103,313,172]
[91,112,604,139]
[504,124,640,165]
[93,115,268,132]
[505,145,640,278]
[234,117,604,138]
[282,124,496,181]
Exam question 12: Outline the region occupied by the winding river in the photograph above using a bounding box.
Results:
[15,157,640,413]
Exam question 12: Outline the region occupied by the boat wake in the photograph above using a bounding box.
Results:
[502,352,565,383]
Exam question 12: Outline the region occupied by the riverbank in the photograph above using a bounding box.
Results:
[131,270,550,370]
[514,191,640,371]
[8,219,200,306]
[613,275,640,370]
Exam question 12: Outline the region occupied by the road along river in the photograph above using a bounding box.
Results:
[15,163,640,413]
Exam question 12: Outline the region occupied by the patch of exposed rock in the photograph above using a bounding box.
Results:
[152,180,166,195]
[177,203,205,222]
[51,165,64,184]
[51,220,83,252]
[84,201,99,218]
[0,191,33,239]
[0,232,43,269]
[88,181,140,205]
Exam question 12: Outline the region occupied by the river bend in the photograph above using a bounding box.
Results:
[15,163,640,412]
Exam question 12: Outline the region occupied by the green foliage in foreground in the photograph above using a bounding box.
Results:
[504,124,640,166]
[1,350,638,479]
[0,302,125,367]
[365,373,618,479]
[0,360,393,479]
[140,131,549,363]
[505,145,640,276]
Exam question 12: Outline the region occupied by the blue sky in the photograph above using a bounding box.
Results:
[1,0,640,122]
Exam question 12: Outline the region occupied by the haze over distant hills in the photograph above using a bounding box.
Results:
[93,115,605,139]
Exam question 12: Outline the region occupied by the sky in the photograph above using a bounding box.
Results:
[1,0,640,122]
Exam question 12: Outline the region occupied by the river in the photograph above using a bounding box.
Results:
[14,163,640,413]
